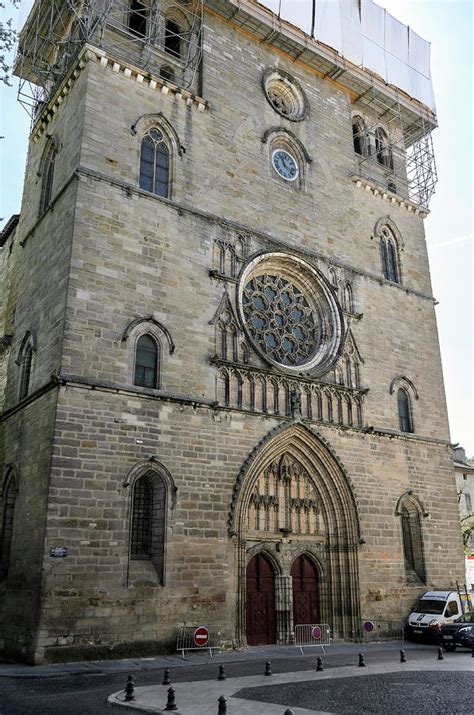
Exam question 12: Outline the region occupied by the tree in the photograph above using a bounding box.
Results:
[0,0,19,86]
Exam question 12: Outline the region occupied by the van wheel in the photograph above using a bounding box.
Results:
[443,643,456,652]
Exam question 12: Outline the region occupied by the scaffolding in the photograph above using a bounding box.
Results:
[14,0,204,116]
[351,81,437,210]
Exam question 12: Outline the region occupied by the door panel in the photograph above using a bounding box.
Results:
[246,553,276,645]
[291,554,319,626]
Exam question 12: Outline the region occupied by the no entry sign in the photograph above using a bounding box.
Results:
[311,626,322,640]
[193,626,209,647]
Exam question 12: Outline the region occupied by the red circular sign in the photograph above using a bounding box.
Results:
[194,626,209,647]
[311,626,322,640]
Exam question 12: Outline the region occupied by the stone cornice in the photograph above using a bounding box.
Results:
[31,44,210,143]
[351,175,429,218]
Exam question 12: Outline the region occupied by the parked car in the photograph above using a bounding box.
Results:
[440,611,474,651]
[405,590,470,642]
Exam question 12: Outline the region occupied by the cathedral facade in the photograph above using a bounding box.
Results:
[0,0,465,663]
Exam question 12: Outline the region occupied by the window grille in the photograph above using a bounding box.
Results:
[401,505,425,582]
[134,334,159,388]
[380,227,400,284]
[131,477,153,558]
[139,129,170,198]
[0,475,17,581]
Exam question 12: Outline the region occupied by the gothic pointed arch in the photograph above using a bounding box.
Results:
[389,374,418,400]
[395,491,427,583]
[0,466,19,582]
[230,423,361,642]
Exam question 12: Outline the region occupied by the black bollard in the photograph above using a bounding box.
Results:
[316,656,324,672]
[437,647,444,661]
[400,649,406,663]
[218,664,226,681]
[218,695,228,714]
[284,710,295,715]
[265,660,272,676]
[358,652,366,667]
[162,668,171,685]
[165,686,178,711]
[125,674,135,701]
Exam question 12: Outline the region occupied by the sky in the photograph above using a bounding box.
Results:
[0,0,473,454]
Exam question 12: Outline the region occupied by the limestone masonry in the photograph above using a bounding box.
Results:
[0,0,465,664]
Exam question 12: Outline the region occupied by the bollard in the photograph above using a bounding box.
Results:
[437,647,444,661]
[165,686,178,711]
[218,695,228,714]
[125,673,135,701]
[218,664,226,681]
[358,652,366,667]
[284,710,295,715]
[400,649,406,663]
[316,656,324,672]
[162,668,171,685]
[265,660,272,676]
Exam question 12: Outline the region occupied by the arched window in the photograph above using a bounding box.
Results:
[352,117,367,157]
[165,18,181,57]
[379,226,400,284]
[374,127,393,170]
[134,334,159,388]
[139,128,170,198]
[128,0,147,36]
[160,64,175,82]
[16,332,36,401]
[19,344,33,400]
[39,140,56,216]
[130,471,166,583]
[398,498,425,583]
[0,471,18,582]
[397,388,413,433]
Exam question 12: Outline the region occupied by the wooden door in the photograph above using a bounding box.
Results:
[291,555,319,625]
[246,553,276,645]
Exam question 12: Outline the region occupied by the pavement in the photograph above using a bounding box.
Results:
[104,648,474,714]
[1,642,473,714]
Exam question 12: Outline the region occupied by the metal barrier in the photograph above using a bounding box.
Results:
[358,619,404,647]
[294,623,331,655]
[176,625,222,659]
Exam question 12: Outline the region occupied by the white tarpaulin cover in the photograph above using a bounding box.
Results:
[257,0,435,111]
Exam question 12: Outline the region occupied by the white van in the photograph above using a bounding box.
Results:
[405,590,471,641]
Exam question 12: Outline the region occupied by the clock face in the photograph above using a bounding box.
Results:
[272,149,299,182]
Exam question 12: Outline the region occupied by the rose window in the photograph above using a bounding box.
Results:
[263,69,307,121]
[237,252,344,375]
[242,274,317,366]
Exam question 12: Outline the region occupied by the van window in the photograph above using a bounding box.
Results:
[445,600,459,617]
[417,599,445,615]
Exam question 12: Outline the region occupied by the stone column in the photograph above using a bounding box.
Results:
[275,574,293,644]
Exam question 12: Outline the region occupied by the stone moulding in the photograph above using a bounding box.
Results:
[31,44,211,143]
[227,420,362,541]
[351,175,429,218]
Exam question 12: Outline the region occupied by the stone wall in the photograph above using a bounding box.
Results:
[0,2,464,663]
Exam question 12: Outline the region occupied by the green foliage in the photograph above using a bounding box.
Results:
[0,0,20,86]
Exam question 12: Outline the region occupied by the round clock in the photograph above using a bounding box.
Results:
[272,149,299,182]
